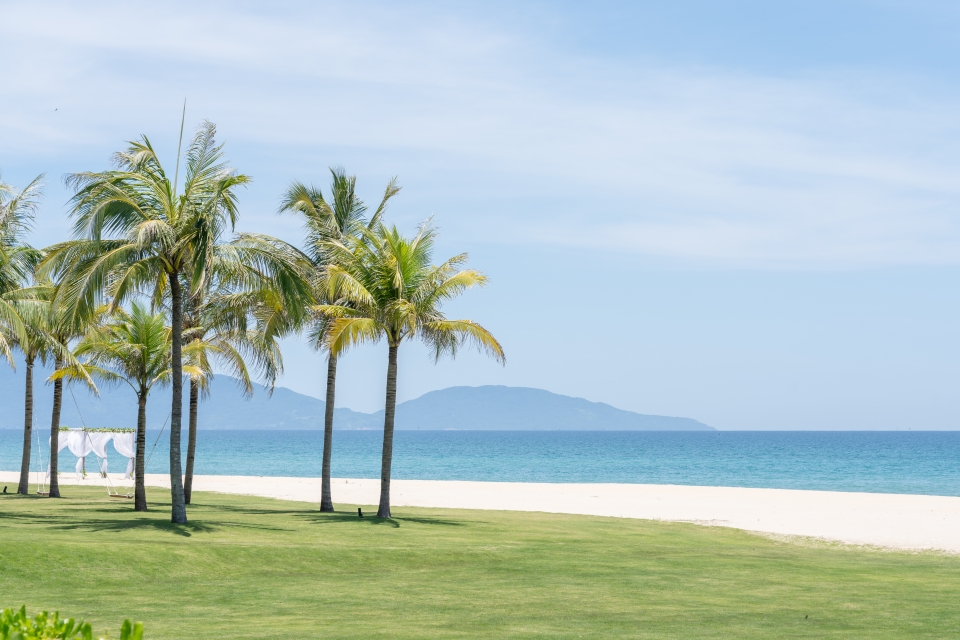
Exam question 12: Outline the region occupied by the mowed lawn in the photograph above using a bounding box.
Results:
[1,486,959,639]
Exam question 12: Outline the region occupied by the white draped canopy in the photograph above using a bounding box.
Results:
[48,429,136,480]
[111,432,136,479]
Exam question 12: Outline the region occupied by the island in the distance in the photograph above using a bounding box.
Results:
[0,365,714,431]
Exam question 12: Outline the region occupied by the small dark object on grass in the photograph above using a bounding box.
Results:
[805,615,808,619]
[2,486,6,494]
[358,508,363,518]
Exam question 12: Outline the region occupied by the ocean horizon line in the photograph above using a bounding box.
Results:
[3,430,959,497]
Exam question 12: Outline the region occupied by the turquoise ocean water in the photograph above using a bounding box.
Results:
[2,430,959,496]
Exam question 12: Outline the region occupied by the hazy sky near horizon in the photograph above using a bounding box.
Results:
[3,0,960,429]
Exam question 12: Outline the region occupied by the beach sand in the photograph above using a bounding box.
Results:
[3,471,959,553]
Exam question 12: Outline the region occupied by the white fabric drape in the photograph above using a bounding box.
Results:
[47,430,129,479]
[52,433,70,453]
[111,432,136,458]
[87,432,111,458]
[67,431,103,477]
[48,431,92,479]
[64,430,91,458]
[87,432,111,475]
[112,432,136,479]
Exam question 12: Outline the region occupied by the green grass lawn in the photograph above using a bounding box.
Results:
[1,486,959,639]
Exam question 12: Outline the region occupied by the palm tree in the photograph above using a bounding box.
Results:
[0,174,51,496]
[12,296,47,495]
[47,122,309,522]
[44,301,96,498]
[55,303,205,511]
[176,207,313,503]
[180,271,285,504]
[10,284,65,495]
[0,173,43,367]
[322,222,505,517]
[46,121,251,523]
[279,168,399,512]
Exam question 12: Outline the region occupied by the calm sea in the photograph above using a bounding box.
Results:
[1,430,959,497]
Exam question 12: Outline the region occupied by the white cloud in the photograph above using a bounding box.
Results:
[2,1,960,267]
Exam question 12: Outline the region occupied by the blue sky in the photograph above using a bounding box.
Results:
[2,0,960,429]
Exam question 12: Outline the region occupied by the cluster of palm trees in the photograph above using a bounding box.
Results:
[1,120,504,523]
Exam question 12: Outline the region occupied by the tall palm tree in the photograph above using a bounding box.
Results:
[0,173,43,367]
[10,284,67,495]
[322,222,505,517]
[279,168,399,512]
[180,270,285,504]
[46,121,251,523]
[12,295,48,495]
[44,300,96,498]
[0,173,46,495]
[177,211,313,503]
[55,303,204,511]
[46,122,309,522]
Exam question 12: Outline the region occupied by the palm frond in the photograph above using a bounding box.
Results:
[327,317,382,358]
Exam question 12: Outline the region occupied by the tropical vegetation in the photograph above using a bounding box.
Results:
[10,283,58,495]
[0,173,43,366]
[322,221,504,517]
[0,605,142,640]
[0,174,46,496]
[3,117,500,524]
[41,121,307,522]
[178,236,292,504]
[53,303,204,511]
[278,167,399,511]
[39,286,95,499]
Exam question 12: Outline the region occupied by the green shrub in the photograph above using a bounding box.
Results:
[0,607,142,640]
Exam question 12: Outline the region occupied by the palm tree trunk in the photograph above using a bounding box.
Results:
[377,344,399,518]
[320,354,337,512]
[17,356,35,495]
[168,273,188,524]
[184,378,199,504]
[135,390,148,511]
[48,357,64,498]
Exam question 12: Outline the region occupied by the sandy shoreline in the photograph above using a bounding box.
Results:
[3,471,959,553]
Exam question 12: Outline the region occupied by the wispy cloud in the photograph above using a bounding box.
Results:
[2,1,960,267]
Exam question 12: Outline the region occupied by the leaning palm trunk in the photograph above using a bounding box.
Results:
[135,392,148,511]
[47,357,64,498]
[320,354,337,512]
[17,357,35,495]
[377,345,399,518]
[184,379,199,504]
[168,274,188,524]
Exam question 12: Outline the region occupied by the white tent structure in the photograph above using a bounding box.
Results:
[44,428,136,496]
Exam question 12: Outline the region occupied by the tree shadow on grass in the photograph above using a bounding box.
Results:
[49,518,217,537]
[0,492,47,501]
[194,503,313,517]
[295,512,467,529]
[3,510,280,537]
[1,511,214,537]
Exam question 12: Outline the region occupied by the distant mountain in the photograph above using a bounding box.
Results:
[0,362,712,431]
[0,364,371,431]
[379,386,713,431]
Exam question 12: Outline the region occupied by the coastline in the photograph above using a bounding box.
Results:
[3,471,959,553]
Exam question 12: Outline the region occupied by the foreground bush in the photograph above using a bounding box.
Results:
[0,607,142,640]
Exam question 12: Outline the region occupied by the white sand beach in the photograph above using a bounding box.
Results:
[4,471,959,553]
